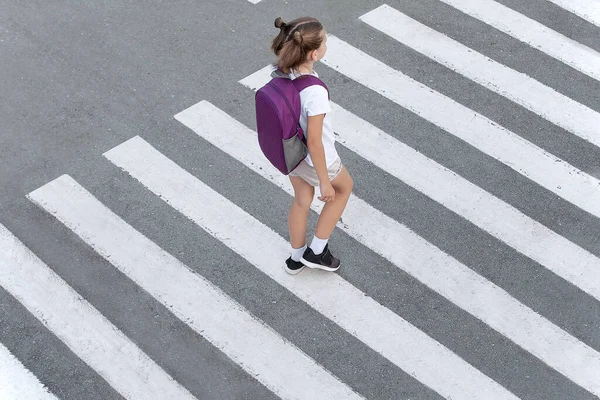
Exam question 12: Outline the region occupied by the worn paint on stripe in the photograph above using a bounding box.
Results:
[360,5,600,149]
[106,136,519,399]
[240,65,600,302]
[28,176,363,400]
[319,35,600,219]
[546,0,600,27]
[436,0,600,81]
[177,99,600,397]
[0,223,195,400]
[0,342,58,400]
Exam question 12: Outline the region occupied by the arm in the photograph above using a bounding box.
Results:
[307,114,335,202]
[306,114,328,183]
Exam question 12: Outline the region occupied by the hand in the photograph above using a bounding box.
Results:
[318,181,335,203]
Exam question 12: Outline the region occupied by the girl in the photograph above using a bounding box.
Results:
[271,16,354,274]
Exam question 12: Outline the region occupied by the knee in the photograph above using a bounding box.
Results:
[339,176,354,198]
[293,195,313,210]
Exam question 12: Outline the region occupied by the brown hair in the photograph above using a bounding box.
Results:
[271,17,325,74]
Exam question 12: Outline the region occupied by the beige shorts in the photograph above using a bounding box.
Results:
[289,157,343,187]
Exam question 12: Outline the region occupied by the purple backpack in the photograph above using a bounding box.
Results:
[255,71,329,175]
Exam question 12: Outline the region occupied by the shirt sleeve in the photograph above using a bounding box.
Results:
[302,86,332,117]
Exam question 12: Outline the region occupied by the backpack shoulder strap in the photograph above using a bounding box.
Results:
[292,76,330,99]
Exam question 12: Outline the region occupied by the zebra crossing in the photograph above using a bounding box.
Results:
[0,224,196,400]
[27,175,362,400]
[104,135,519,399]
[174,97,600,395]
[434,0,600,81]
[361,4,600,148]
[320,35,600,219]
[1,1,599,399]
[239,66,600,301]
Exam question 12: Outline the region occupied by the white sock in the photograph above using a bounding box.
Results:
[291,245,307,262]
[309,236,329,255]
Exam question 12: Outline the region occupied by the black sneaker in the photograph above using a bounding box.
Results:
[285,257,305,275]
[300,245,340,272]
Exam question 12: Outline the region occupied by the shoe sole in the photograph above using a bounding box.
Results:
[300,257,340,272]
[284,265,305,275]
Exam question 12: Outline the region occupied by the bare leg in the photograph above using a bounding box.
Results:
[289,176,315,248]
[315,167,354,239]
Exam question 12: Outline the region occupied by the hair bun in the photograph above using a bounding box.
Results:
[292,30,304,45]
[274,17,287,29]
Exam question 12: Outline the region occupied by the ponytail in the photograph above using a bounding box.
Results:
[271,17,324,74]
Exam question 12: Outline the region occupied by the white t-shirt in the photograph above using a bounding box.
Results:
[289,70,339,168]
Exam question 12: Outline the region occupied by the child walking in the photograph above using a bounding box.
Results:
[270,17,354,274]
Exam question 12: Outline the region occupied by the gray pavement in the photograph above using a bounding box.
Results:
[1,0,599,399]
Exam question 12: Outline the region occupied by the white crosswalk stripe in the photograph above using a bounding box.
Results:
[0,223,195,400]
[545,0,600,27]
[175,100,600,398]
[0,342,58,400]
[320,35,600,220]
[435,0,600,81]
[240,65,600,302]
[104,135,520,400]
[28,174,363,400]
[360,4,600,149]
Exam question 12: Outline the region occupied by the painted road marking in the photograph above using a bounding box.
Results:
[436,0,600,81]
[546,0,600,27]
[320,35,600,220]
[360,4,600,149]
[177,99,600,397]
[106,135,520,400]
[29,175,363,400]
[0,223,195,400]
[240,65,600,303]
[0,341,58,400]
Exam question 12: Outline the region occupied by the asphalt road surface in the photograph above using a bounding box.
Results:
[1,0,600,399]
